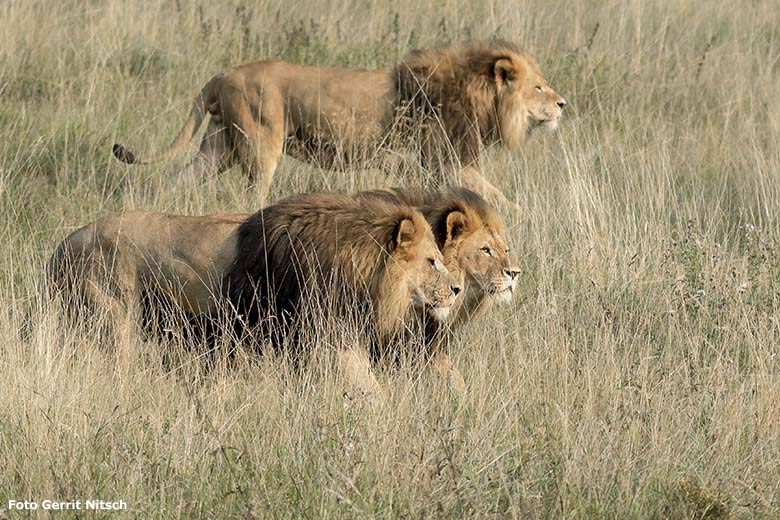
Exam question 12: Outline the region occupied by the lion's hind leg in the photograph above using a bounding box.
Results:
[176,119,236,190]
[221,84,285,203]
[243,124,284,204]
[84,267,154,378]
[64,244,145,366]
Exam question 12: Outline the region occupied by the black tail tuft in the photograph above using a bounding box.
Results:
[112,144,136,164]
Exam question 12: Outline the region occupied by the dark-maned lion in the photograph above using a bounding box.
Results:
[224,192,461,345]
[112,41,565,204]
[223,192,462,394]
[45,193,460,394]
[360,187,521,393]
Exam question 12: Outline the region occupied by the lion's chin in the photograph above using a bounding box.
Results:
[427,306,452,322]
[490,287,514,305]
[529,118,559,134]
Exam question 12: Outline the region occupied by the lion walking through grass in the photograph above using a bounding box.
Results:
[113,41,565,205]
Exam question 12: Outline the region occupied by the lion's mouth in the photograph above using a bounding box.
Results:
[412,292,453,321]
[529,108,561,123]
[529,116,559,130]
[541,119,559,131]
[427,304,452,322]
[488,285,515,305]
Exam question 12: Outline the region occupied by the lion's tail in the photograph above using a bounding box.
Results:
[112,75,222,165]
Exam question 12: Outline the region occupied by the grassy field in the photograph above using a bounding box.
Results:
[2,0,780,517]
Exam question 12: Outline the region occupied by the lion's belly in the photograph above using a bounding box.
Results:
[142,261,221,316]
[285,70,393,148]
[140,217,240,317]
[290,101,388,142]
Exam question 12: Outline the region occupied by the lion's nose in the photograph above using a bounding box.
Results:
[557,98,567,109]
[451,285,462,297]
[504,268,521,280]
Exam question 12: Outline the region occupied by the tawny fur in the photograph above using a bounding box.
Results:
[46,211,247,342]
[112,42,565,204]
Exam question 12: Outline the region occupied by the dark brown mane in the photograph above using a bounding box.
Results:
[223,192,426,347]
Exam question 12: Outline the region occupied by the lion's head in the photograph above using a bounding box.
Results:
[444,209,519,306]
[491,48,567,149]
[426,189,520,308]
[390,215,463,322]
[395,41,566,153]
[363,188,520,315]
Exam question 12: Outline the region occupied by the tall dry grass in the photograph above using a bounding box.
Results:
[2,0,780,517]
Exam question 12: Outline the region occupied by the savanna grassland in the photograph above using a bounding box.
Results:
[2,0,780,517]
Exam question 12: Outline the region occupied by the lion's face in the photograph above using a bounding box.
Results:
[523,79,566,132]
[457,228,520,305]
[440,209,520,306]
[394,218,462,322]
[495,54,567,149]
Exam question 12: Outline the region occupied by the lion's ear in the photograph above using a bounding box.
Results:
[446,211,468,241]
[493,58,516,87]
[395,218,417,248]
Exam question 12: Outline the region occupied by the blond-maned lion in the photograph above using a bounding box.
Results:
[46,211,247,345]
[112,41,565,204]
[360,187,521,393]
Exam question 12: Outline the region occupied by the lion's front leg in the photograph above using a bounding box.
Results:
[419,126,518,209]
[337,346,384,401]
[430,349,466,397]
[459,165,517,209]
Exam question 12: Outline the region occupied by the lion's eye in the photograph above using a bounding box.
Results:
[535,85,543,93]
[428,258,437,269]
[481,247,492,256]
[505,248,510,255]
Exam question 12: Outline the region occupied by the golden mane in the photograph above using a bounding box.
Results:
[394,42,550,155]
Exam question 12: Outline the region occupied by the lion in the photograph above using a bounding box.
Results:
[112,41,565,204]
[359,187,521,393]
[224,192,461,351]
[45,194,460,394]
[223,192,462,395]
[45,211,248,346]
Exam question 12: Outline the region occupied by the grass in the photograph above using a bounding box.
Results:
[2,0,780,517]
